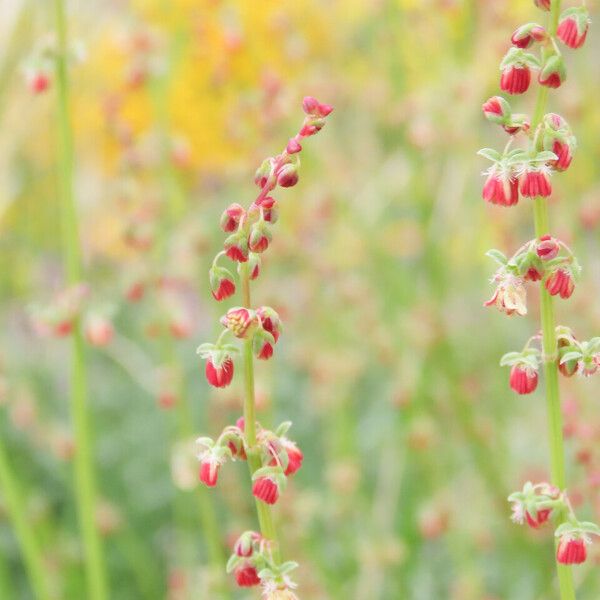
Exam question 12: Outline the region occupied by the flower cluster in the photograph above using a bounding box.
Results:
[196,419,303,505]
[195,97,332,596]
[484,235,580,317]
[509,481,600,565]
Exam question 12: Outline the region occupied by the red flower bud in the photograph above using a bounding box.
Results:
[199,458,220,487]
[220,203,245,232]
[252,476,279,505]
[500,66,531,95]
[545,269,575,299]
[557,536,587,565]
[525,266,543,282]
[248,223,272,253]
[536,235,560,261]
[205,357,234,388]
[482,96,510,124]
[525,508,551,529]
[255,196,279,224]
[534,0,551,11]
[224,232,249,263]
[277,163,299,188]
[210,268,236,301]
[551,139,574,172]
[283,441,303,476]
[557,8,590,49]
[256,307,282,343]
[539,55,566,89]
[510,365,538,394]
[520,168,552,198]
[248,253,261,280]
[286,138,302,154]
[234,532,260,557]
[483,171,519,207]
[234,563,261,587]
[302,96,333,118]
[511,24,547,49]
[221,307,258,338]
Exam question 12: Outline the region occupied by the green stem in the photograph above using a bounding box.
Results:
[530,2,575,598]
[0,436,50,600]
[240,263,281,563]
[53,2,107,599]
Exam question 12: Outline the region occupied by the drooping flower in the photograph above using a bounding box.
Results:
[557,8,590,49]
[485,274,528,316]
[509,364,538,395]
[556,536,588,565]
[545,269,575,299]
[252,476,280,505]
[205,356,235,388]
[221,307,259,339]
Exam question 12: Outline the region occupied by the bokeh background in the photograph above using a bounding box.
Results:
[1,0,600,598]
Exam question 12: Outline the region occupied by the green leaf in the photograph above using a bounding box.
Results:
[485,249,508,266]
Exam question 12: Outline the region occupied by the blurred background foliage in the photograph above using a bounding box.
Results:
[1,0,600,598]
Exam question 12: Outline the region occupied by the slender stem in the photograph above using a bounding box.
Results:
[0,435,50,600]
[53,2,108,598]
[240,262,281,562]
[530,2,575,598]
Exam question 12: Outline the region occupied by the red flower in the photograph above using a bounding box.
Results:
[483,171,519,206]
[302,96,334,118]
[199,458,220,487]
[254,196,279,224]
[283,442,303,476]
[510,365,538,395]
[557,537,587,565]
[205,357,234,388]
[234,563,261,587]
[482,96,508,122]
[500,66,531,95]
[546,269,575,299]
[220,203,245,232]
[525,508,551,529]
[534,0,550,10]
[539,56,566,89]
[257,307,282,343]
[252,476,279,505]
[536,235,560,261]
[551,139,573,172]
[557,11,589,49]
[211,276,235,301]
[234,532,260,557]
[248,224,272,253]
[525,266,543,282]
[520,169,552,198]
[255,339,274,360]
[287,138,302,154]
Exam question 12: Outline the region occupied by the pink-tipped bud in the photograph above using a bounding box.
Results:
[539,55,566,89]
[500,66,531,95]
[234,532,260,557]
[220,307,258,339]
[511,23,547,49]
[557,8,590,49]
[277,163,299,188]
[510,364,538,395]
[536,235,560,261]
[220,203,245,232]
[546,269,575,299]
[205,357,234,388]
[557,536,587,565]
[252,476,279,505]
[286,138,302,154]
[302,96,333,118]
[234,563,261,587]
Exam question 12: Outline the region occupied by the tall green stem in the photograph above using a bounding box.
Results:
[0,436,50,600]
[53,1,107,598]
[531,2,575,598]
[240,263,281,563]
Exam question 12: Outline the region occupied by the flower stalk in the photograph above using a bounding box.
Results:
[53,1,108,598]
[480,0,595,596]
